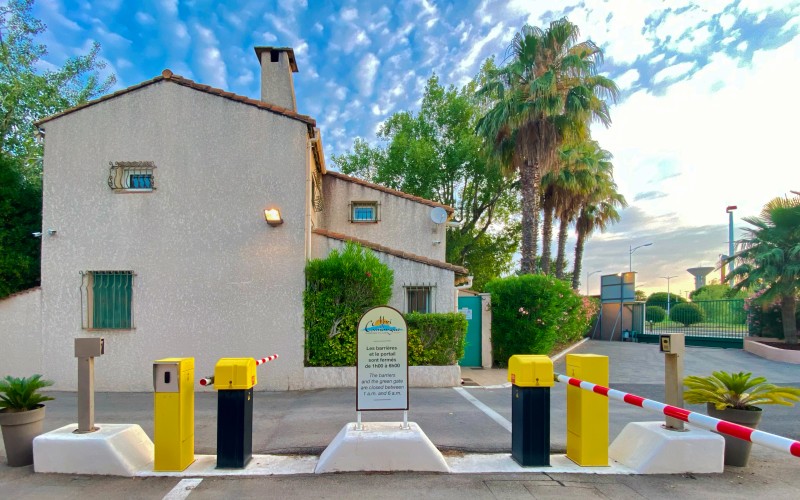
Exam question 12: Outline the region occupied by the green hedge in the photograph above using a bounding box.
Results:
[485,274,592,367]
[304,242,393,367]
[406,312,467,366]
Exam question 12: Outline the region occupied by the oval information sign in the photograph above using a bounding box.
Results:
[357,306,409,411]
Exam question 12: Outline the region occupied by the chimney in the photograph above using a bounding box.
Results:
[254,46,298,111]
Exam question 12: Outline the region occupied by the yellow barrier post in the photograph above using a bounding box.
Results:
[214,357,257,469]
[566,354,608,466]
[153,358,195,471]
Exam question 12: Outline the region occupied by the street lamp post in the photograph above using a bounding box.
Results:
[662,275,677,319]
[586,270,602,296]
[629,243,653,272]
[726,205,737,288]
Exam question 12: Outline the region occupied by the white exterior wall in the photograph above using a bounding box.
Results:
[0,288,43,376]
[319,176,447,262]
[39,82,309,391]
[311,236,455,314]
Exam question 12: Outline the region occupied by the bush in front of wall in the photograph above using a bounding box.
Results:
[304,242,393,367]
[485,274,591,367]
[406,312,468,366]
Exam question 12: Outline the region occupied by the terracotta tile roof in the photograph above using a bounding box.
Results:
[325,170,455,213]
[0,286,41,302]
[313,228,468,275]
[35,69,316,127]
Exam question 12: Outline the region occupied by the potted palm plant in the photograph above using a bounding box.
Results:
[683,371,800,466]
[0,374,55,467]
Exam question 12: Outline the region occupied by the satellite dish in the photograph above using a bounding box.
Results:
[430,206,447,224]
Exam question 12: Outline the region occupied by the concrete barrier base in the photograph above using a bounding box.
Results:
[33,423,154,476]
[609,421,724,473]
[315,422,449,473]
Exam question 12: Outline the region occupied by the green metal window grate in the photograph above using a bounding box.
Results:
[81,271,134,330]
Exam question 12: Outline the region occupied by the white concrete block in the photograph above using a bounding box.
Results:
[609,421,724,474]
[33,423,154,476]
[315,422,449,473]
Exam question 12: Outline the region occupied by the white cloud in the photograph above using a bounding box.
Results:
[193,23,227,89]
[616,69,639,90]
[357,53,380,96]
[135,11,156,25]
[341,8,358,22]
[652,62,695,83]
[457,23,504,73]
[262,32,278,43]
[160,0,178,15]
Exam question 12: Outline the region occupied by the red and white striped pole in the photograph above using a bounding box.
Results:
[554,373,800,459]
[255,354,279,366]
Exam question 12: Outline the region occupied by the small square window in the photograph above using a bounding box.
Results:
[81,271,134,330]
[350,202,379,222]
[108,161,156,192]
[406,285,433,313]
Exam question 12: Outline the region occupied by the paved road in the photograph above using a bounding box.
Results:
[2,340,799,498]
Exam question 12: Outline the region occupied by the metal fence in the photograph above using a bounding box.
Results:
[635,299,747,348]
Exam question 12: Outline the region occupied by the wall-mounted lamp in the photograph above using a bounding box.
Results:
[264,208,283,226]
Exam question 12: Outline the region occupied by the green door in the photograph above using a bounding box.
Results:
[458,296,482,367]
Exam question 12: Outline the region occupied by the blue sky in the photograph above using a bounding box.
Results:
[29,0,800,296]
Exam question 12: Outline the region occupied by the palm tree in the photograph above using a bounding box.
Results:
[477,18,618,274]
[571,176,627,290]
[726,195,800,344]
[544,140,612,277]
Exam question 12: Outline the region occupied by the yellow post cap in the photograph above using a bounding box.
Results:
[507,355,554,387]
[214,358,257,390]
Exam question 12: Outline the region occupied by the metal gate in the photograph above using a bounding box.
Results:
[458,296,482,367]
[635,299,747,348]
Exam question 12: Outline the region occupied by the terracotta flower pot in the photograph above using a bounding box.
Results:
[0,405,46,467]
[706,402,762,467]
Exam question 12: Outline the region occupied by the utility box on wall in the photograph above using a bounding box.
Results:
[153,357,195,471]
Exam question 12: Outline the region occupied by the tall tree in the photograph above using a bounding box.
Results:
[726,195,800,344]
[332,70,520,290]
[571,165,627,290]
[477,18,618,274]
[0,154,41,297]
[1,0,115,177]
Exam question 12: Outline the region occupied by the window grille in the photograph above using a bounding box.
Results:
[349,201,380,222]
[404,284,435,313]
[80,271,134,329]
[108,161,156,191]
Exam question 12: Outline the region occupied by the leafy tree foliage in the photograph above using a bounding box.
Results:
[690,284,747,301]
[485,274,592,366]
[332,70,519,290]
[645,306,666,323]
[726,195,800,343]
[304,242,393,366]
[1,0,115,175]
[0,154,40,297]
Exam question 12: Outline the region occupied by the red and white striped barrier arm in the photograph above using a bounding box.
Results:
[199,376,214,386]
[554,373,800,459]
[255,354,279,366]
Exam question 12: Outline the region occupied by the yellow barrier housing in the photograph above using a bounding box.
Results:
[214,358,257,390]
[507,355,554,387]
[153,357,195,472]
[566,354,609,466]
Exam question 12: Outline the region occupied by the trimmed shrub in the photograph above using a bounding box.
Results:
[406,312,467,365]
[645,305,666,323]
[646,292,686,306]
[485,274,591,367]
[304,242,393,366]
[669,302,706,326]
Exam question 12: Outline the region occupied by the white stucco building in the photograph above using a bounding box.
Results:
[0,47,467,391]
